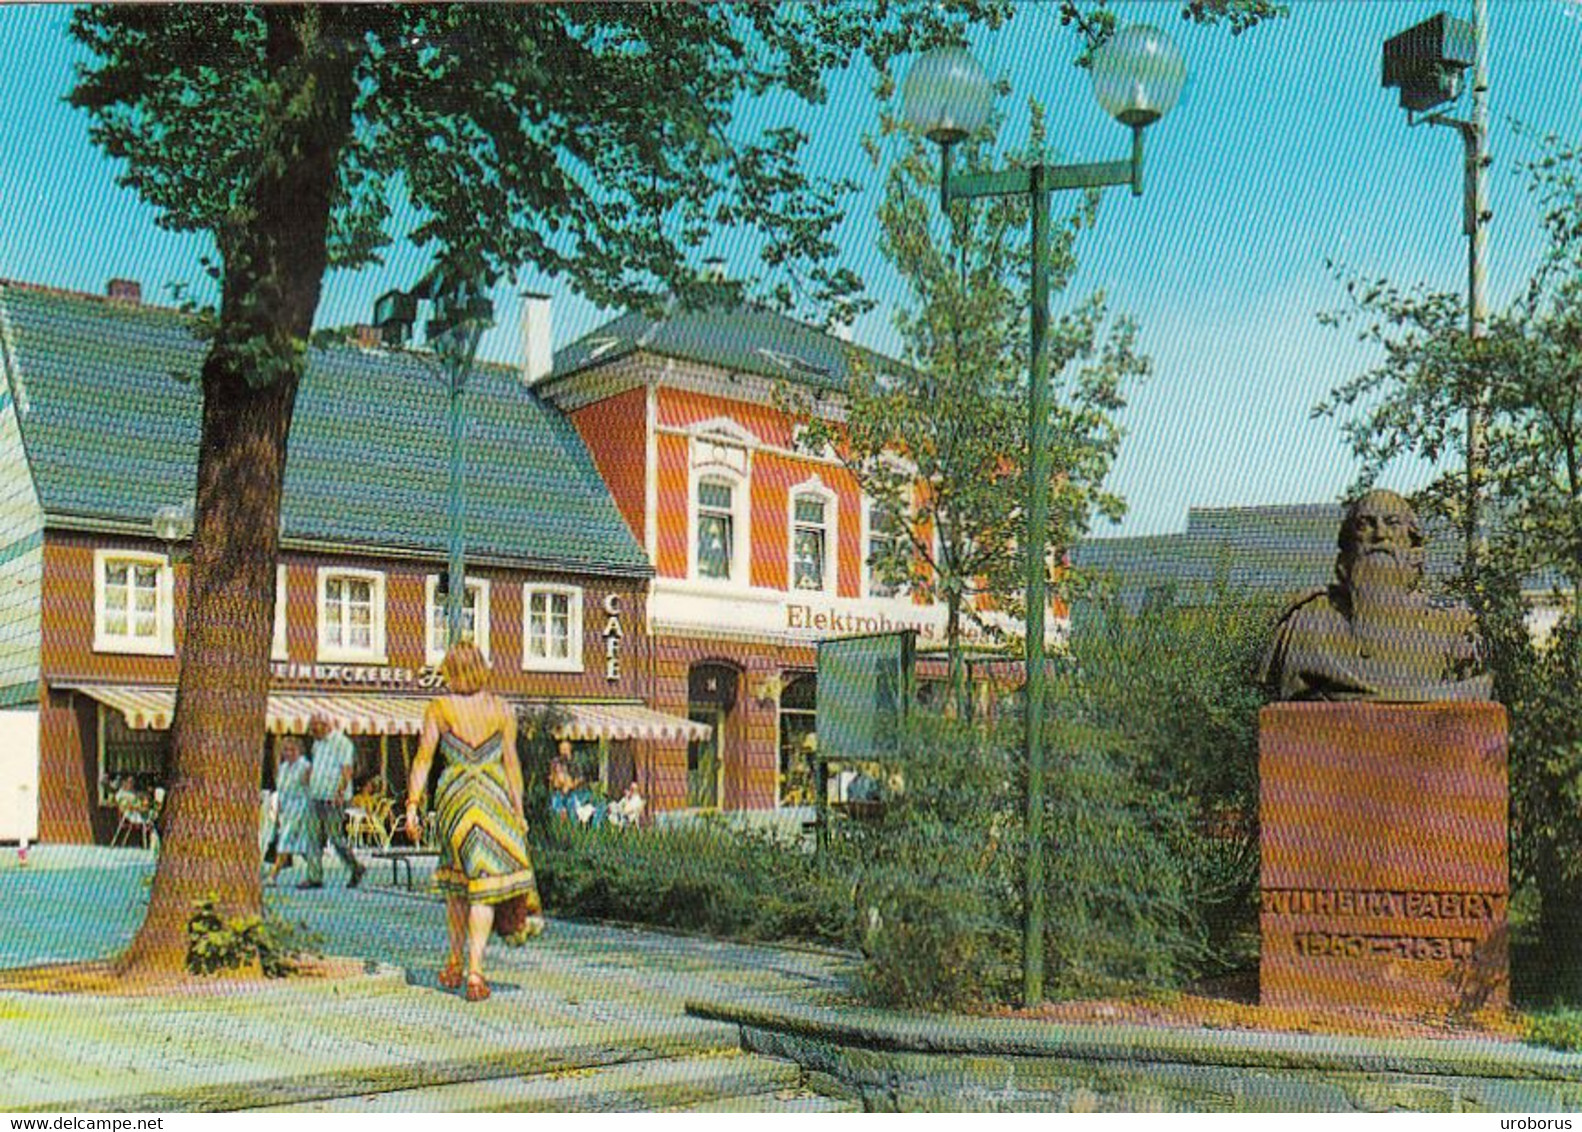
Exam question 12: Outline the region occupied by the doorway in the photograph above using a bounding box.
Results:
[687,662,738,809]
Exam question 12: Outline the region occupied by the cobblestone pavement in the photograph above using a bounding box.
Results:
[0,846,853,1111]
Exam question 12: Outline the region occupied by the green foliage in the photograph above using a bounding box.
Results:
[787,97,1149,705]
[1525,1009,1582,1052]
[532,821,850,948]
[69,4,1025,328]
[516,701,573,833]
[844,712,1207,1008]
[1066,583,1273,964]
[186,894,324,978]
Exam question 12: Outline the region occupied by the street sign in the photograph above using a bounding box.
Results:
[815,630,915,763]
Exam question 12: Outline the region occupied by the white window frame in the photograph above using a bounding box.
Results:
[315,568,387,663]
[522,583,584,673]
[271,564,288,661]
[788,476,838,595]
[93,549,175,656]
[424,574,492,665]
[689,467,750,585]
[862,496,910,601]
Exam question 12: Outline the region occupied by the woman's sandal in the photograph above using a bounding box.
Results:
[437,961,464,990]
[465,972,491,1003]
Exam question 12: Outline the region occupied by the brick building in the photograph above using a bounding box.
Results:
[0,280,703,845]
[535,293,1021,814]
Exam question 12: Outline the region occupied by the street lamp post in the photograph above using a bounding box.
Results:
[375,262,495,647]
[901,28,1185,1007]
[1381,3,1489,584]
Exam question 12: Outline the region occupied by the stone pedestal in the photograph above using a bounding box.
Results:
[1259,702,1508,1016]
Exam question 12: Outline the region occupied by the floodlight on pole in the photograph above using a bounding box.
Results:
[900,25,1185,1008]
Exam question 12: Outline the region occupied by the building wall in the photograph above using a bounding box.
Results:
[35,529,653,841]
[568,385,648,545]
[0,380,44,706]
[39,532,650,702]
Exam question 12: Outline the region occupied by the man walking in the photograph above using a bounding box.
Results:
[302,712,366,889]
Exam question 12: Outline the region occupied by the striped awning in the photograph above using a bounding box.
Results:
[67,685,709,742]
[67,685,429,736]
[553,702,711,743]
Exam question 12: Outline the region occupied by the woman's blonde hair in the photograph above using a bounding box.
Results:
[442,641,491,694]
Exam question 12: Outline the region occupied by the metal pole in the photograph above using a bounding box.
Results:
[1464,0,1490,586]
[446,356,467,646]
[1023,165,1051,1007]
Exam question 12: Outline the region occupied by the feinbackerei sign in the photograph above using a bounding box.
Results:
[602,593,624,682]
[269,661,444,689]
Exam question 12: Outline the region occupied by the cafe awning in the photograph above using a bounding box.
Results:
[65,685,429,736]
[66,686,709,742]
[551,702,711,743]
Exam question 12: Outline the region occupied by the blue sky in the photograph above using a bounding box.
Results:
[1,2,1578,537]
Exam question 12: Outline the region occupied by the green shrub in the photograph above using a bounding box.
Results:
[1525,1009,1582,1051]
[187,894,324,978]
[842,711,1204,1008]
[1066,583,1274,971]
[532,820,851,948]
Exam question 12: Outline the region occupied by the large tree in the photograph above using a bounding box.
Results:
[1317,129,1582,998]
[70,2,1024,975]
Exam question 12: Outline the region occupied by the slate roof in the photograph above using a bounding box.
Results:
[0,282,650,577]
[1074,504,1470,613]
[548,296,899,393]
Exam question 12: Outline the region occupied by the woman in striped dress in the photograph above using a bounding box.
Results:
[406,643,543,1001]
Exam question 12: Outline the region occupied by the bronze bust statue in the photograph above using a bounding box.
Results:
[1259,490,1492,702]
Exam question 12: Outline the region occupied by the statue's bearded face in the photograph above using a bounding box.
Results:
[1338,491,1426,601]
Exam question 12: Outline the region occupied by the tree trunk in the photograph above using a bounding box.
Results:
[118,8,357,976]
[946,597,968,721]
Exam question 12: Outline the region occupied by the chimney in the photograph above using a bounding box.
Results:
[701,257,727,284]
[521,291,553,384]
[106,278,141,304]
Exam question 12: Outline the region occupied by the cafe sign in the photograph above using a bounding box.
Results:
[602,593,625,682]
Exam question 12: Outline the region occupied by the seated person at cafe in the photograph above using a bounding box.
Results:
[548,755,605,826]
[607,781,645,828]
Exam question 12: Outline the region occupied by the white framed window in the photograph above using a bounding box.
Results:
[523,584,583,672]
[690,469,749,584]
[93,549,174,656]
[271,564,288,661]
[788,477,838,594]
[425,574,491,664]
[864,499,909,599]
[316,568,386,662]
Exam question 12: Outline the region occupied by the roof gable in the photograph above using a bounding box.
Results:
[550,298,897,393]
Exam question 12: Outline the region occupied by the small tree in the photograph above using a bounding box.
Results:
[1317,129,1582,999]
[788,102,1147,711]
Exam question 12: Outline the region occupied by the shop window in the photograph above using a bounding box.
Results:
[523,584,583,672]
[96,706,170,805]
[866,501,908,599]
[316,568,386,662]
[778,673,818,807]
[425,575,491,664]
[93,550,175,656]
